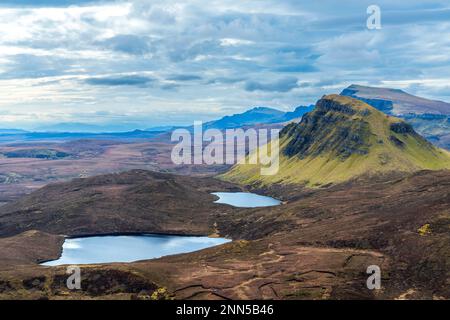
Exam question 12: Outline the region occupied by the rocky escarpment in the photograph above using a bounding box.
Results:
[222,94,450,187]
[390,122,415,134]
[341,86,395,114]
[281,96,372,160]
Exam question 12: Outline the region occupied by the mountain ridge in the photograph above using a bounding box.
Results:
[341,84,450,150]
[222,94,450,187]
[203,105,314,130]
[341,84,450,116]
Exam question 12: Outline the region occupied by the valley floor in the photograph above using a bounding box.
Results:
[0,169,449,300]
[0,137,228,203]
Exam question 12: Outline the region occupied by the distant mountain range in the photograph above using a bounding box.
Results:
[0,105,312,143]
[341,84,450,115]
[203,105,314,130]
[341,84,450,150]
[223,94,450,187]
[33,122,143,133]
[0,130,164,143]
[1,105,313,138]
[2,87,450,150]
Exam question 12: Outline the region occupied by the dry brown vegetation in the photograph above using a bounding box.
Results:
[0,169,449,300]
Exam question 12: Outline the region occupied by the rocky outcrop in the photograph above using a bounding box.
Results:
[223,94,450,187]
[390,122,415,134]
[281,96,372,160]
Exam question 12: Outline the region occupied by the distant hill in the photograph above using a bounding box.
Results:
[0,170,238,237]
[145,125,177,132]
[33,106,314,135]
[2,149,70,160]
[34,122,111,133]
[341,84,450,150]
[3,105,314,143]
[0,129,28,134]
[341,84,450,115]
[278,105,315,123]
[34,123,148,133]
[204,105,314,130]
[0,129,164,143]
[222,95,450,187]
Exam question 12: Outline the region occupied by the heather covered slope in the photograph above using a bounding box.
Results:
[0,170,449,299]
[0,170,241,238]
[222,95,450,187]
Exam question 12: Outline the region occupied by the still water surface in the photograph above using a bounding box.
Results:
[42,234,230,266]
[212,192,281,208]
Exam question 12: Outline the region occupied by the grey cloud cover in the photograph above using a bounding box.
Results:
[85,75,155,87]
[99,34,152,55]
[167,74,202,81]
[0,0,98,6]
[0,0,450,129]
[245,77,299,93]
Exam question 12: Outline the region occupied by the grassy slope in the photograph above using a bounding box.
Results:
[222,95,450,187]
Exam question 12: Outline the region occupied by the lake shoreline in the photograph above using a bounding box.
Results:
[41,233,232,266]
[62,231,217,239]
[212,191,281,208]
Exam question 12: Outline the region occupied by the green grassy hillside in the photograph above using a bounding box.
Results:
[222,95,450,187]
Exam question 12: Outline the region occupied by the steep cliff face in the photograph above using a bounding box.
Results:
[222,95,450,187]
[281,97,372,161]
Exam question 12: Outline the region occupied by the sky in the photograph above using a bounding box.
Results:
[0,0,450,130]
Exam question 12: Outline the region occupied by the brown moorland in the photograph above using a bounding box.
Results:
[0,169,448,300]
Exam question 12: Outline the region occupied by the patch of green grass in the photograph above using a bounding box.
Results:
[221,95,450,187]
[3,149,70,160]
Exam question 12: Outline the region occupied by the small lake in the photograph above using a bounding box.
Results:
[212,192,281,208]
[41,234,230,266]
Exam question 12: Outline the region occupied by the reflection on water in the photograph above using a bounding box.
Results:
[212,192,281,208]
[42,234,230,266]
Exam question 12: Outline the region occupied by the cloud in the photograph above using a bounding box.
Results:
[220,38,254,46]
[167,74,202,81]
[0,54,69,79]
[99,34,151,55]
[207,77,245,84]
[85,75,155,87]
[0,0,98,6]
[244,77,299,92]
[1,0,450,129]
[160,83,180,91]
[274,65,319,73]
